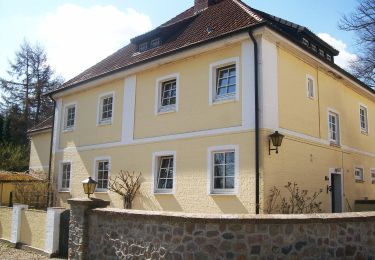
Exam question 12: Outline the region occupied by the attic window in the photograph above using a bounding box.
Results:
[302,38,309,46]
[311,44,317,52]
[150,38,161,48]
[139,42,148,52]
[319,49,325,57]
[326,54,332,61]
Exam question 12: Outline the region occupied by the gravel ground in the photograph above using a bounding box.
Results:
[0,242,63,260]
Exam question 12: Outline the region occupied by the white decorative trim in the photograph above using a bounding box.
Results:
[233,0,263,21]
[45,207,65,254]
[306,74,315,99]
[152,151,177,194]
[53,98,62,154]
[209,57,240,105]
[93,156,111,192]
[259,37,279,130]
[207,145,239,195]
[97,91,115,126]
[241,40,254,129]
[155,73,179,115]
[122,76,136,144]
[62,102,77,132]
[58,160,72,192]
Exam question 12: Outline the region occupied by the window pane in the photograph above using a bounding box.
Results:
[161,158,169,168]
[214,178,223,189]
[214,165,224,177]
[225,152,234,163]
[160,169,167,178]
[214,153,224,164]
[225,165,234,176]
[225,177,235,188]
[166,179,173,189]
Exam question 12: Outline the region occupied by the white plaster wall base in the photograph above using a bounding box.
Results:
[44,207,65,254]
[11,204,28,244]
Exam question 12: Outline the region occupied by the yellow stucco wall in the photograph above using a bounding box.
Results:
[59,79,124,148]
[55,132,256,214]
[0,183,14,206]
[20,209,46,250]
[134,43,242,139]
[29,131,51,173]
[0,207,12,240]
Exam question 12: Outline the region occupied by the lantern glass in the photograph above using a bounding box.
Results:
[270,131,284,147]
[82,177,97,197]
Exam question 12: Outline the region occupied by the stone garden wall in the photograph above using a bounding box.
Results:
[87,208,375,259]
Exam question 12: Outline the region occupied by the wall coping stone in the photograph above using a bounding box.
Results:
[68,198,110,208]
[91,208,375,224]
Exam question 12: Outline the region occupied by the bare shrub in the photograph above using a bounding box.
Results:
[266,182,323,214]
[109,170,142,209]
[14,181,55,210]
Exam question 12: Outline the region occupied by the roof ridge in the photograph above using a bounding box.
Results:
[232,0,263,22]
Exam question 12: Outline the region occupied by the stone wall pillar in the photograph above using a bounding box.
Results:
[44,207,65,255]
[67,198,109,260]
[10,204,28,244]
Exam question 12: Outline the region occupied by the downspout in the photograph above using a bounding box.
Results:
[46,95,56,208]
[249,30,260,214]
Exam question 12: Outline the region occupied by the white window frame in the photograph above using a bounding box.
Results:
[93,157,111,192]
[150,38,161,48]
[354,167,364,182]
[207,145,239,195]
[97,92,115,125]
[152,151,176,194]
[155,73,179,115]
[371,168,375,184]
[328,109,340,146]
[63,102,77,132]
[58,161,72,192]
[306,75,315,99]
[359,104,369,134]
[139,42,148,52]
[209,57,240,105]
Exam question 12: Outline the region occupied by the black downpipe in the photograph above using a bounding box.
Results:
[249,31,260,214]
[46,95,56,208]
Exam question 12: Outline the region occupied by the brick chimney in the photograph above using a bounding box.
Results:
[194,0,220,14]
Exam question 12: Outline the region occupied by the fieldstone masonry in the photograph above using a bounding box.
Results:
[67,198,110,260]
[84,208,375,259]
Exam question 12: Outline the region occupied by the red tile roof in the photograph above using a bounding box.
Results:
[28,116,53,134]
[0,171,43,183]
[49,0,373,95]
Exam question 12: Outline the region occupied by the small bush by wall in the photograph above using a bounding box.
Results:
[86,209,375,259]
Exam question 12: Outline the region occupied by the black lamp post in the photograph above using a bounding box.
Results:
[269,131,284,155]
[82,177,97,198]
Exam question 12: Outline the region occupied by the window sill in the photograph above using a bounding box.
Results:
[98,120,112,126]
[95,190,109,193]
[154,190,174,195]
[58,190,71,193]
[329,142,341,148]
[157,106,176,115]
[355,180,365,183]
[209,192,237,196]
[212,95,236,105]
[62,128,74,133]
[361,131,368,136]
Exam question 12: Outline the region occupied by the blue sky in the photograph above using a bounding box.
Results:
[0,0,358,81]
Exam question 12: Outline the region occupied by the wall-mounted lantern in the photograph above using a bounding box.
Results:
[269,131,284,155]
[82,177,97,198]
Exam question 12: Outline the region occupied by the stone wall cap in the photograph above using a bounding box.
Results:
[68,198,110,207]
[91,208,375,223]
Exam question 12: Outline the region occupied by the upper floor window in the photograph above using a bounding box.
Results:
[311,44,317,52]
[150,38,161,48]
[139,42,148,52]
[64,104,76,131]
[95,158,110,191]
[359,105,368,134]
[98,93,114,125]
[208,145,239,194]
[155,74,179,114]
[328,111,340,145]
[326,54,332,61]
[153,151,176,194]
[306,75,314,99]
[209,57,239,105]
[302,38,309,46]
[59,162,71,192]
[319,49,325,57]
[371,169,375,184]
[355,167,364,182]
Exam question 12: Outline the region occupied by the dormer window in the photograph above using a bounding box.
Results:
[326,54,332,61]
[311,44,317,52]
[151,38,161,48]
[302,38,309,46]
[139,42,148,52]
[319,49,325,57]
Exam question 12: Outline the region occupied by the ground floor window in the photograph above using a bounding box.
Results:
[95,158,110,191]
[354,167,364,182]
[60,162,71,191]
[153,151,176,194]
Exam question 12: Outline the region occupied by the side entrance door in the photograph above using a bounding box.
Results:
[330,170,343,213]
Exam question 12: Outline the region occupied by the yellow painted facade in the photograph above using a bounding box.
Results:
[44,32,375,214]
[29,131,51,173]
[0,183,14,206]
[0,207,12,240]
[20,209,46,250]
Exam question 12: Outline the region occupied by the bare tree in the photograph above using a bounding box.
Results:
[339,0,375,88]
[108,170,142,209]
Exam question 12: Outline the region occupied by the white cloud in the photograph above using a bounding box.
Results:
[37,4,152,80]
[317,33,357,69]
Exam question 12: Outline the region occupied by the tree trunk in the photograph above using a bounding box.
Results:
[123,195,132,209]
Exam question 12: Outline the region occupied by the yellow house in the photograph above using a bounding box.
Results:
[31,0,374,214]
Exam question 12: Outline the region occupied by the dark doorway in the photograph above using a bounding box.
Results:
[331,173,343,213]
[58,210,70,257]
